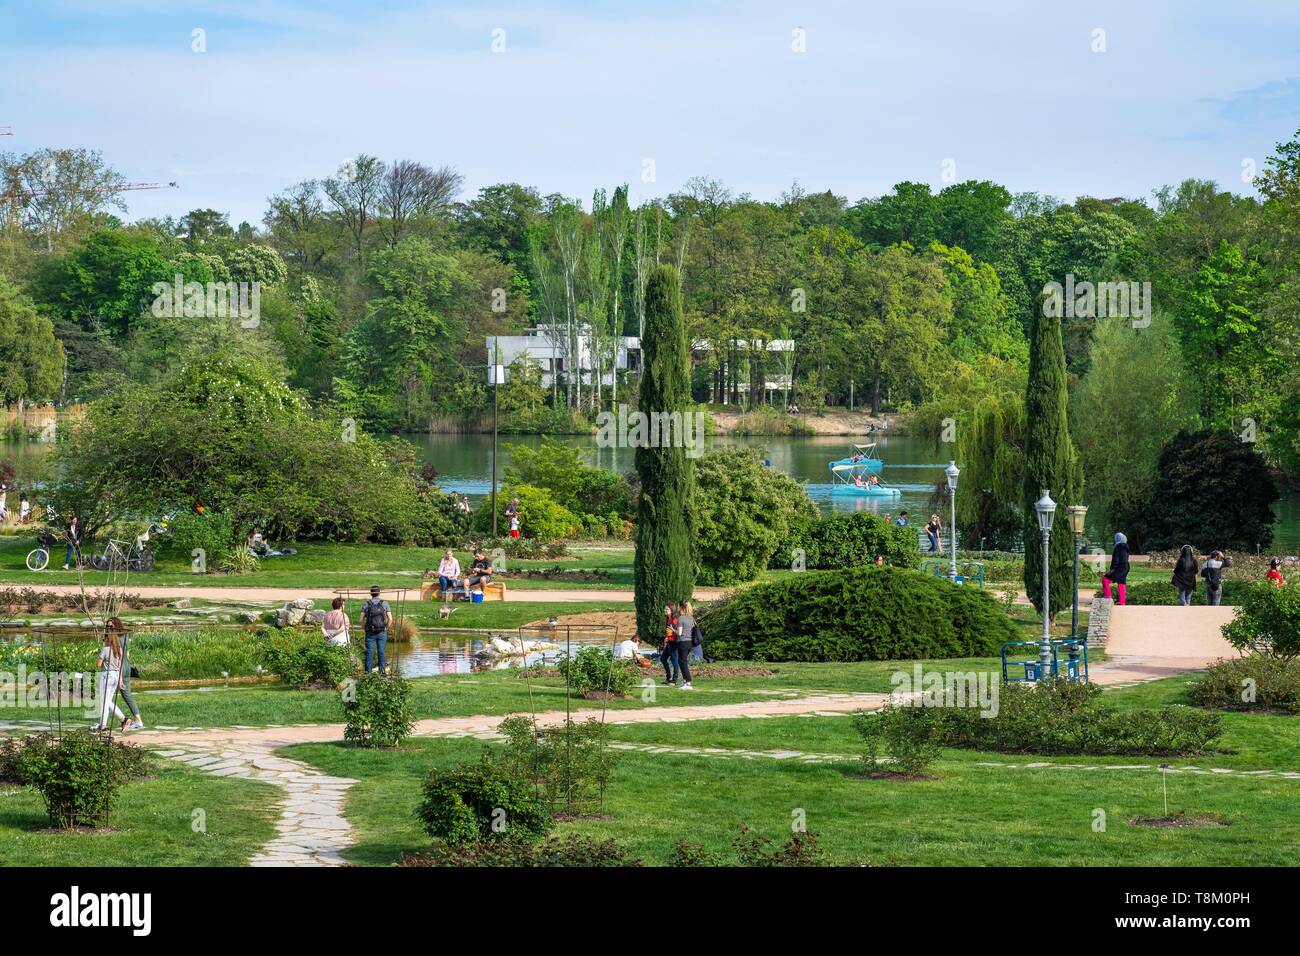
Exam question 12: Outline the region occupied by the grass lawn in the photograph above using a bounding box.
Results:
[283,675,1300,866]
[2,657,1040,728]
[0,759,278,866]
[0,537,638,591]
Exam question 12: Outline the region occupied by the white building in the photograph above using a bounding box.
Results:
[486,328,639,389]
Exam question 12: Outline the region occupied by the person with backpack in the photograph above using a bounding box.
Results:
[1171,545,1198,606]
[360,585,392,675]
[1200,551,1231,606]
[676,600,703,684]
[1101,532,1130,605]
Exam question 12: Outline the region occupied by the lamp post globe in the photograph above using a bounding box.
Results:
[1034,489,1056,679]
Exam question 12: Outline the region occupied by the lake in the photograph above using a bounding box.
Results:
[404,431,1300,553]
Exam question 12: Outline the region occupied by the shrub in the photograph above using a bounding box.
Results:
[471,536,570,560]
[774,511,920,572]
[697,566,1017,662]
[504,437,635,520]
[18,731,150,828]
[217,548,260,575]
[673,825,828,867]
[1192,657,1300,713]
[497,716,620,814]
[1222,583,1300,658]
[416,754,551,845]
[164,510,237,569]
[691,449,820,585]
[470,483,580,542]
[343,672,415,747]
[254,628,353,687]
[554,646,639,698]
[1124,579,1253,607]
[0,736,25,784]
[853,705,943,776]
[402,832,640,867]
[909,678,1223,756]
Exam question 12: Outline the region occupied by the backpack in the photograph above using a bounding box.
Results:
[363,599,388,635]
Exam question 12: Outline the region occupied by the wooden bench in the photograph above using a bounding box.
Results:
[421,580,507,602]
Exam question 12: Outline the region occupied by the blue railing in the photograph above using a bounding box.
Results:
[921,559,985,590]
[1000,638,1089,683]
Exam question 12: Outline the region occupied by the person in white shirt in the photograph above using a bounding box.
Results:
[614,636,649,666]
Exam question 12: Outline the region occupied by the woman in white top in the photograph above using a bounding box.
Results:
[92,627,126,731]
[321,596,350,647]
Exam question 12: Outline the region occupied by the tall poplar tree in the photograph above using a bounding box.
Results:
[634,264,695,642]
[1023,289,1083,616]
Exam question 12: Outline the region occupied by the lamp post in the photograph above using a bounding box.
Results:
[945,461,960,580]
[1034,489,1057,680]
[1067,505,1088,640]
[487,342,506,537]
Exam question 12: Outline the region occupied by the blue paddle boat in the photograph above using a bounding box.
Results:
[829,442,901,497]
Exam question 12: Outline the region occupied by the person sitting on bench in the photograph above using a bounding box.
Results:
[437,550,461,595]
[463,549,493,593]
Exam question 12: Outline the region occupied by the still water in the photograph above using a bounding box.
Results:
[392,629,627,675]
[405,432,1300,552]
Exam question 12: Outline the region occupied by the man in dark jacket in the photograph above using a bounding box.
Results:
[1102,532,1130,605]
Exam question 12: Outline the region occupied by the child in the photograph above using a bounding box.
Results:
[19,494,30,523]
[509,513,520,540]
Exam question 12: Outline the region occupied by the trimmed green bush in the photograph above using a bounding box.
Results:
[778,511,921,571]
[254,628,353,687]
[1192,656,1300,714]
[343,672,415,747]
[166,509,237,570]
[923,678,1222,756]
[1124,580,1253,607]
[853,705,942,776]
[554,646,638,698]
[402,832,640,867]
[497,716,619,815]
[697,566,1017,662]
[17,731,151,828]
[1223,583,1300,658]
[692,448,819,585]
[416,754,551,845]
[470,483,580,542]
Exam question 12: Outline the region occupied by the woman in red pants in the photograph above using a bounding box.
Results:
[1102,532,1130,605]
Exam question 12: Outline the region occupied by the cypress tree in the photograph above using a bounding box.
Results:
[1022,289,1083,616]
[633,264,695,642]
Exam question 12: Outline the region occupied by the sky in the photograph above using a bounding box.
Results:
[1,0,1298,226]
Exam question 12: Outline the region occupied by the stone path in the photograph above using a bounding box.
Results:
[151,739,357,867]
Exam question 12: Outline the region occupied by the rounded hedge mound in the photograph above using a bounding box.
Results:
[697,566,1018,662]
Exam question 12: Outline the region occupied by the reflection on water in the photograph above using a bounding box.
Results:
[390,629,622,676]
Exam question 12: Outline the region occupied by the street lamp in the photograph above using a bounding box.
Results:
[1034,489,1057,680]
[1067,505,1088,640]
[945,461,960,581]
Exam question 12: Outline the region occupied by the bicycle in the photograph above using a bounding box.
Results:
[88,536,155,572]
[26,530,56,572]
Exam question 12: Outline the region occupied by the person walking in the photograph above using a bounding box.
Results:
[660,604,679,685]
[437,550,461,596]
[677,600,703,679]
[1101,532,1130,605]
[91,624,127,731]
[106,618,144,731]
[925,514,942,553]
[360,585,392,675]
[62,512,82,570]
[1172,545,1198,606]
[321,596,350,647]
[1200,550,1231,605]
